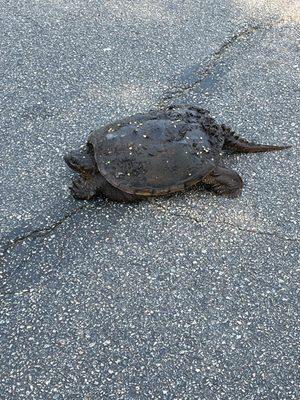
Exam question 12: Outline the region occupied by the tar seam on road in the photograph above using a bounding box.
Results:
[0,18,296,296]
[0,204,89,293]
[1,205,87,257]
[0,18,284,252]
[159,18,287,107]
[152,203,300,244]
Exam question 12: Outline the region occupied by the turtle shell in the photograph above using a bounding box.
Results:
[88,107,222,196]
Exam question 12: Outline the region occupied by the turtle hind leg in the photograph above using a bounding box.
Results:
[202,166,243,198]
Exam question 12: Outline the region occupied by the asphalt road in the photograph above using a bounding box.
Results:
[1,1,299,399]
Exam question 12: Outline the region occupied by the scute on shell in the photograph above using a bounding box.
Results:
[88,105,224,195]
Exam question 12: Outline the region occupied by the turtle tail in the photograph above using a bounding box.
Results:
[221,124,291,153]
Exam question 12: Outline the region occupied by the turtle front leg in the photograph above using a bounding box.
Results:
[202,166,243,198]
[70,173,141,202]
[70,174,106,200]
[70,178,97,200]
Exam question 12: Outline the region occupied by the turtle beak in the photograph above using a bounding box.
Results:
[64,151,81,172]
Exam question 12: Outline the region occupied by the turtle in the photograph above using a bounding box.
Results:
[64,105,291,202]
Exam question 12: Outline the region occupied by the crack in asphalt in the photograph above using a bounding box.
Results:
[152,203,299,243]
[159,19,284,106]
[1,199,298,298]
[0,204,91,292]
[0,203,102,297]
[1,205,87,258]
[0,19,285,257]
[1,18,296,293]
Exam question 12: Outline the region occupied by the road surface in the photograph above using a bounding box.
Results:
[1,1,299,399]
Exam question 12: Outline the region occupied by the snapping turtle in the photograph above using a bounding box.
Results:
[64,105,290,202]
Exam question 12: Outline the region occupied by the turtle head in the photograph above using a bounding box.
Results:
[64,145,97,176]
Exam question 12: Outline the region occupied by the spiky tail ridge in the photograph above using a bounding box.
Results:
[221,124,291,153]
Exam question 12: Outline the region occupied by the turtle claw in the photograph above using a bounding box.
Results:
[202,166,243,198]
[214,185,242,198]
[70,178,96,200]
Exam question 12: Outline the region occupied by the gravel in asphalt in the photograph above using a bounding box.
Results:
[1,1,299,399]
